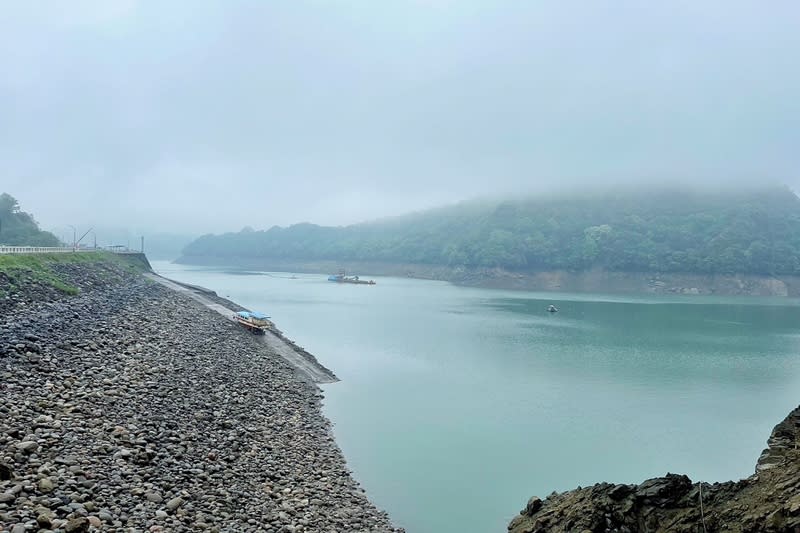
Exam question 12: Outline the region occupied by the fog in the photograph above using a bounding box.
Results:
[2,1,798,236]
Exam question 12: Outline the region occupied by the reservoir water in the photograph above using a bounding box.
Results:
[152,261,800,532]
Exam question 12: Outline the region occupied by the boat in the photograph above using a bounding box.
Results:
[234,311,272,334]
[328,269,376,285]
[547,305,558,313]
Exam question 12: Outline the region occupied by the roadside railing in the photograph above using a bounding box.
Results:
[0,246,139,255]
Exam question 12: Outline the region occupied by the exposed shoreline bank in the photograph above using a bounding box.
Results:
[175,256,800,297]
[509,406,800,532]
[0,257,402,532]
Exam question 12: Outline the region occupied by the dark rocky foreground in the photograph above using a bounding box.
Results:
[509,407,800,533]
[0,260,401,532]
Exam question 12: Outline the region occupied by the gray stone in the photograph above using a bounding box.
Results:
[15,440,38,453]
[38,477,55,493]
[37,512,53,528]
[166,496,184,511]
[64,517,90,532]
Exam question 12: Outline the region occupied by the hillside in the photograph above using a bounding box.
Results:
[0,194,60,246]
[180,186,800,276]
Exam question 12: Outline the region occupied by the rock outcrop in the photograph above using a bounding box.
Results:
[509,407,800,533]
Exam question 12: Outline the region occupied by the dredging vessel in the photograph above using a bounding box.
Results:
[328,269,376,285]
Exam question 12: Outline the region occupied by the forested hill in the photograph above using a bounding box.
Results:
[0,193,60,246]
[180,186,800,275]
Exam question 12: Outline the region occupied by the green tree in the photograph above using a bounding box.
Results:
[0,193,60,246]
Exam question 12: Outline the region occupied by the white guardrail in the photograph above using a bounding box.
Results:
[0,246,135,255]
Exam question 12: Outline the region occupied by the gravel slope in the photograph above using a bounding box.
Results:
[0,260,401,532]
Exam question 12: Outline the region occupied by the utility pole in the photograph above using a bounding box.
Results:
[141,236,144,253]
[67,225,76,250]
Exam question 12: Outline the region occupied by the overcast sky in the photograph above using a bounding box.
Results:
[2,1,799,235]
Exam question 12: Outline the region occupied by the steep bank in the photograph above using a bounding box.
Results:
[0,255,400,532]
[509,407,800,533]
[175,256,800,296]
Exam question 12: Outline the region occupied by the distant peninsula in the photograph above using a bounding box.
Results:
[178,186,800,296]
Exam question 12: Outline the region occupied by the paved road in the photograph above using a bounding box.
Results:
[145,273,338,384]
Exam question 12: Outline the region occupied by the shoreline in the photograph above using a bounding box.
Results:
[0,259,402,532]
[144,272,338,384]
[174,257,800,297]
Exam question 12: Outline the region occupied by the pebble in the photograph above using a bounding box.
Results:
[38,477,55,493]
[165,496,183,512]
[15,441,38,453]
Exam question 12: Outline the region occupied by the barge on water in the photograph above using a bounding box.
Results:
[234,311,272,334]
[328,269,376,285]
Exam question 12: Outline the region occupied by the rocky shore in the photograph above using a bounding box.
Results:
[0,258,401,532]
[509,407,800,533]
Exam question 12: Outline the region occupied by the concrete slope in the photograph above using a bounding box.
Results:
[144,272,338,384]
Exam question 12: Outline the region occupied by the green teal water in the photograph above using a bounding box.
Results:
[153,262,800,532]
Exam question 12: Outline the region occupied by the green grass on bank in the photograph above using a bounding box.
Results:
[0,252,148,296]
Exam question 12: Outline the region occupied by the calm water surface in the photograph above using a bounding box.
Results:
[152,261,800,533]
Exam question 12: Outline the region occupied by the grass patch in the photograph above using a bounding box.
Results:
[0,251,142,296]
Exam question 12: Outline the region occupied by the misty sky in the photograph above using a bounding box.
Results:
[2,1,799,235]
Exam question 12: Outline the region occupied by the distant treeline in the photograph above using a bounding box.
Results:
[0,193,60,246]
[181,186,800,275]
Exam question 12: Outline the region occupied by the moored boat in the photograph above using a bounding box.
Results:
[234,311,272,334]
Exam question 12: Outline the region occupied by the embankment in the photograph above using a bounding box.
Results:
[0,254,401,532]
[509,406,800,532]
[175,256,800,297]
